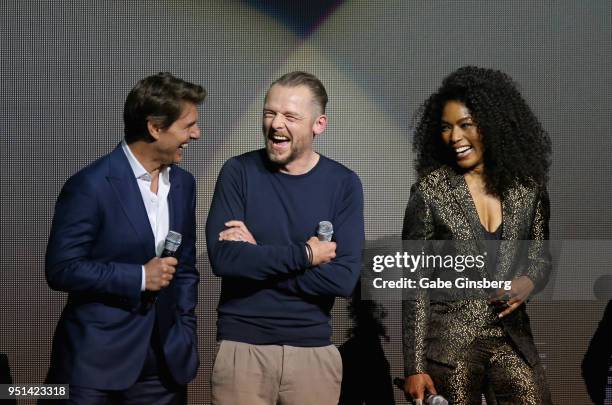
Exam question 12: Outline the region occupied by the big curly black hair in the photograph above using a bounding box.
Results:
[412,66,551,196]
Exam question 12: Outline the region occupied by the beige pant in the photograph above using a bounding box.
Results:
[211,340,343,405]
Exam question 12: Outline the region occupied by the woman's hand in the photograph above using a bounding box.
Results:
[404,373,437,403]
[490,275,535,318]
[218,220,257,244]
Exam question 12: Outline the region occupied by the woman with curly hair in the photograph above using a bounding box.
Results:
[402,66,552,404]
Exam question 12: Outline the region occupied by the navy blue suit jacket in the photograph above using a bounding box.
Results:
[45,144,199,389]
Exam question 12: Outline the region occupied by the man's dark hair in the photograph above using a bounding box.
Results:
[123,72,206,143]
[267,71,328,114]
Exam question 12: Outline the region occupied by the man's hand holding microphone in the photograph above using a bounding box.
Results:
[219,220,337,267]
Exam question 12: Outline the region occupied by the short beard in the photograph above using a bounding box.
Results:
[266,146,296,167]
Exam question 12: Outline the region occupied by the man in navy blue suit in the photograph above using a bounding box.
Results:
[45,73,205,404]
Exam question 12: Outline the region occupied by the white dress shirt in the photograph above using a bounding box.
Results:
[121,141,171,291]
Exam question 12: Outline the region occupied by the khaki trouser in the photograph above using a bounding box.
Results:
[211,340,343,405]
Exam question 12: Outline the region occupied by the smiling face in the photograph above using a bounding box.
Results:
[262,84,326,173]
[150,101,200,165]
[440,100,484,173]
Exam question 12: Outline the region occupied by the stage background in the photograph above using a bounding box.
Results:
[1,1,611,403]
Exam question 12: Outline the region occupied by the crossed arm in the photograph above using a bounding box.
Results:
[205,159,364,298]
[219,220,337,266]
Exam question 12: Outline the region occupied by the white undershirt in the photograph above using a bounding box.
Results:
[121,141,171,292]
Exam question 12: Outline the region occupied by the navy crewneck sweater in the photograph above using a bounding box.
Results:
[206,149,364,346]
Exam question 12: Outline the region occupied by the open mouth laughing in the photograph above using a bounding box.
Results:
[268,133,291,152]
[454,145,473,159]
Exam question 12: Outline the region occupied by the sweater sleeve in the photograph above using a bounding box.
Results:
[275,173,365,298]
[206,159,310,280]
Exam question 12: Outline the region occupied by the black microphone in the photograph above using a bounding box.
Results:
[143,231,182,310]
[317,221,333,242]
[393,377,449,405]
[161,231,182,258]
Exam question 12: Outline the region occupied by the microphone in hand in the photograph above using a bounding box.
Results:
[143,231,182,309]
[317,221,333,241]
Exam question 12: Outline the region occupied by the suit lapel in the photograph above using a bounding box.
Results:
[495,184,528,281]
[168,167,182,233]
[444,167,534,282]
[446,167,485,242]
[500,186,524,240]
[106,145,156,258]
[445,167,496,280]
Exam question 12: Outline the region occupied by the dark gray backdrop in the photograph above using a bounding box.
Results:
[1,1,610,403]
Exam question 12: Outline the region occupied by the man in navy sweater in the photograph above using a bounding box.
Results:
[206,71,365,404]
